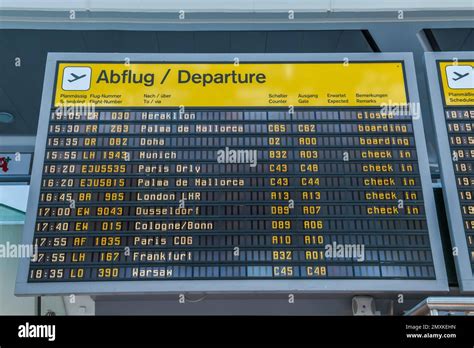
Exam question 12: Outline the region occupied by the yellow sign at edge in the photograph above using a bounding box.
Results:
[438,61,474,106]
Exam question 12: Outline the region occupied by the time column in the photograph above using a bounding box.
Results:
[34,109,132,282]
[33,108,103,282]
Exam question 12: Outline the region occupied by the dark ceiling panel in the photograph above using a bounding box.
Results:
[35,30,88,52]
[265,31,304,52]
[230,31,267,53]
[335,31,373,52]
[119,31,160,52]
[460,30,474,51]
[0,31,48,134]
[301,31,344,52]
[156,32,195,52]
[430,29,474,51]
[81,30,159,52]
[195,31,231,52]
[81,31,125,52]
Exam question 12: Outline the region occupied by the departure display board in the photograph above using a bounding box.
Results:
[426,52,474,292]
[16,53,448,295]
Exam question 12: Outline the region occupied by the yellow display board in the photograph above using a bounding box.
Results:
[438,61,474,106]
[54,62,407,107]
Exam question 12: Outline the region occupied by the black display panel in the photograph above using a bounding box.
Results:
[27,108,436,282]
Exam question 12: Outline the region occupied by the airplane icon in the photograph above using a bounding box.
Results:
[62,67,91,91]
[452,71,470,81]
[68,73,87,83]
[446,65,473,89]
